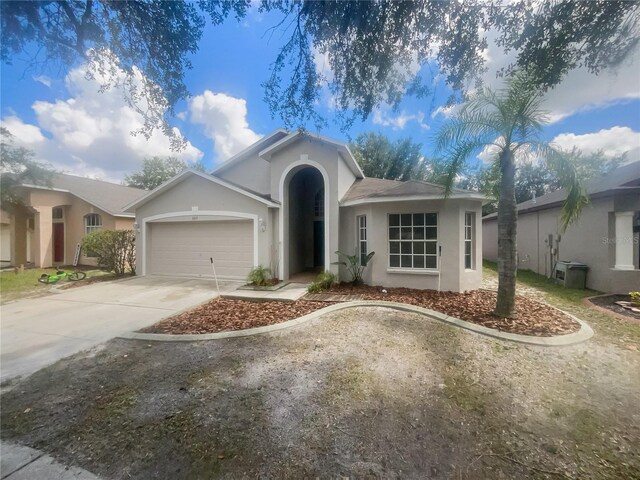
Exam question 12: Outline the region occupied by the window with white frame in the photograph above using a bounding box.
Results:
[357,215,367,265]
[464,212,475,269]
[84,213,102,235]
[52,207,63,220]
[388,213,438,269]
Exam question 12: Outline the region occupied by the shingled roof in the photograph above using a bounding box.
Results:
[24,173,146,217]
[340,177,484,204]
[483,160,640,220]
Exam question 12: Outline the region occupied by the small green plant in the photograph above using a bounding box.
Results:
[307,270,337,293]
[247,265,272,286]
[630,291,640,306]
[332,249,375,285]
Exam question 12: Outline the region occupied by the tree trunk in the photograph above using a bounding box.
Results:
[495,150,517,318]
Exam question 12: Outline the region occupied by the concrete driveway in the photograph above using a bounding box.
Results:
[0,276,240,381]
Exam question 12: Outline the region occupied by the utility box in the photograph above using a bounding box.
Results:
[554,261,589,289]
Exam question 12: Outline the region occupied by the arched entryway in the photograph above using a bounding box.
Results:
[284,165,326,279]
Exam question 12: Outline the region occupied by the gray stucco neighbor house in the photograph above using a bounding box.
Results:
[124,129,485,292]
[482,161,640,293]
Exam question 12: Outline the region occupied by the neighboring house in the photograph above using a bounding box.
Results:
[482,161,640,293]
[125,129,485,292]
[2,173,145,268]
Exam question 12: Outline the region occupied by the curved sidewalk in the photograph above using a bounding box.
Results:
[118,300,594,347]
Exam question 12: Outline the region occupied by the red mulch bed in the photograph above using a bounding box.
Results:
[140,285,580,337]
[327,284,580,336]
[140,299,332,335]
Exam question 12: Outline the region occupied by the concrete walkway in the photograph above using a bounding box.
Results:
[1,441,100,479]
[1,276,240,381]
[222,282,308,302]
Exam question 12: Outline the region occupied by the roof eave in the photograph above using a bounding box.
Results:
[123,169,280,213]
[340,193,487,207]
[211,128,289,174]
[18,183,127,217]
[259,130,365,179]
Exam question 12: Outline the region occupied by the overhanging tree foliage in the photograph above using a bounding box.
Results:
[436,72,588,319]
[1,0,250,148]
[2,1,637,136]
[124,156,205,190]
[264,0,640,129]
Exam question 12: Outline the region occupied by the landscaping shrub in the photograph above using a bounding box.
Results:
[307,270,337,293]
[630,291,640,306]
[247,265,272,286]
[81,230,135,275]
[333,249,375,284]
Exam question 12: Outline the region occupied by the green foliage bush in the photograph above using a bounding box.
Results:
[333,249,375,285]
[630,291,640,306]
[81,230,135,275]
[247,265,272,286]
[307,270,337,293]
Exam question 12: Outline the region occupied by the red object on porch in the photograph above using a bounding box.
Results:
[53,223,64,264]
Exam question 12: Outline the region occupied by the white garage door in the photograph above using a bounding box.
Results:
[148,220,253,279]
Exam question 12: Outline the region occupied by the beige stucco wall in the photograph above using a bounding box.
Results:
[7,189,133,268]
[133,174,274,276]
[482,194,640,293]
[340,199,483,292]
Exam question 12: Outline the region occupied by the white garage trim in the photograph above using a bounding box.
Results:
[278,158,330,280]
[140,210,259,276]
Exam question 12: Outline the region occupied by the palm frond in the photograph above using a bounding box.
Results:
[530,142,589,231]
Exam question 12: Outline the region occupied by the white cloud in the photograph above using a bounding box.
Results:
[373,109,430,130]
[32,75,52,87]
[1,116,46,145]
[479,30,640,123]
[189,90,262,160]
[551,126,640,160]
[2,57,202,182]
[476,127,640,166]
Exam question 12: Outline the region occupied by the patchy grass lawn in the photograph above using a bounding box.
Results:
[2,267,640,478]
[0,267,115,304]
[483,260,640,348]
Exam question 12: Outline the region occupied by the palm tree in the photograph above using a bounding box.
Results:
[436,73,588,318]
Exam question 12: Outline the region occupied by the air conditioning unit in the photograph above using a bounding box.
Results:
[554,261,589,289]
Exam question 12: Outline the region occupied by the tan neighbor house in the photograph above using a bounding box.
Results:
[2,174,145,268]
[125,129,486,292]
[482,161,640,293]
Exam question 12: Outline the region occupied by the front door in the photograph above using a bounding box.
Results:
[53,223,64,264]
[313,220,324,267]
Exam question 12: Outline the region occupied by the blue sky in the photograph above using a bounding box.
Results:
[2,9,639,182]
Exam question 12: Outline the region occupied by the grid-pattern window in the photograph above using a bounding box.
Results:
[314,190,324,217]
[84,213,102,235]
[52,207,63,219]
[465,212,474,269]
[389,213,438,269]
[357,215,367,265]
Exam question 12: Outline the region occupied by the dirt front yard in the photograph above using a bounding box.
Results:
[2,300,639,479]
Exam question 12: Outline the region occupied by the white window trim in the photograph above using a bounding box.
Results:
[387,212,439,272]
[357,215,367,266]
[84,213,102,235]
[464,212,475,271]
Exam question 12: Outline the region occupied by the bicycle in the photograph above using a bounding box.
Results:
[38,269,87,284]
